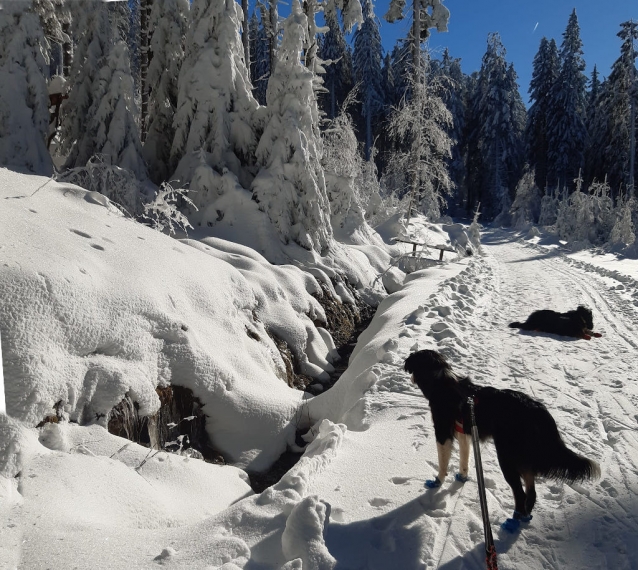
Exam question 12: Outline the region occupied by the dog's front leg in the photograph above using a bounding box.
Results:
[426,439,453,488]
[436,439,453,481]
[456,432,471,480]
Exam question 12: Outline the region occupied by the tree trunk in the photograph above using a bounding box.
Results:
[269,0,277,73]
[62,21,72,77]
[140,0,151,142]
[405,0,421,228]
[629,37,636,196]
[242,0,249,66]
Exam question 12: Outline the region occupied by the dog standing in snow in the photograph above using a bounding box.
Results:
[404,349,600,531]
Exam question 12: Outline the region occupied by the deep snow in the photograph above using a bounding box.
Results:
[2,169,638,569]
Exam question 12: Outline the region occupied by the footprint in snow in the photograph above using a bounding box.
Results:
[369,497,392,508]
[390,476,412,485]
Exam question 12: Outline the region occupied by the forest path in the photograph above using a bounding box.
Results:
[311,230,638,570]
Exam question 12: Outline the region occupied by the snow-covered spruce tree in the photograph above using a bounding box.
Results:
[322,90,371,242]
[251,0,332,253]
[438,48,467,211]
[526,37,559,192]
[509,169,542,229]
[385,55,453,221]
[353,0,384,161]
[60,1,110,169]
[547,9,588,193]
[596,21,638,196]
[88,41,146,181]
[170,0,258,197]
[584,65,604,186]
[0,2,53,175]
[250,10,271,105]
[319,7,354,120]
[33,0,69,76]
[609,192,635,247]
[142,0,189,184]
[471,33,525,221]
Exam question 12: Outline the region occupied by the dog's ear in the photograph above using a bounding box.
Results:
[577,305,594,328]
[404,352,417,373]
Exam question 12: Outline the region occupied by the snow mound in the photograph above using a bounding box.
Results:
[0,169,348,470]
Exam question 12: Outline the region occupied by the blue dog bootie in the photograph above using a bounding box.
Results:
[425,477,442,489]
[455,473,469,483]
[501,511,532,532]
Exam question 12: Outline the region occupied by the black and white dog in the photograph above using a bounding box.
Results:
[404,349,600,531]
[509,305,601,340]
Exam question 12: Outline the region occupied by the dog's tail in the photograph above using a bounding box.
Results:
[543,444,601,483]
[509,321,531,330]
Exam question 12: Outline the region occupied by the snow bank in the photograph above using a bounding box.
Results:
[0,169,346,470]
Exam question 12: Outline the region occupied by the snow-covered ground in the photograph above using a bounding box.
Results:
[2,169,638,569]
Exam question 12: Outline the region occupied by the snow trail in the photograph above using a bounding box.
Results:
[310,229,638,569]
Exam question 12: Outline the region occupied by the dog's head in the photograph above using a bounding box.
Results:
[404,350,452,398]
[576,305,593,330]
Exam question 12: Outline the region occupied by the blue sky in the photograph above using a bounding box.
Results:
[372,0,637,103]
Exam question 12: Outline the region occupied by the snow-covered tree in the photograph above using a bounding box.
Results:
[353,0,384,161]
[0,2,53,175]
[250,11,270,105]
[322,93,369,242]
[251,0,332,253]
[471,33,525,220]
[143,0,189,184]
[385,55,453,221]
[170,0,258,191]
[596,21,638,196]
[60,2,111,169]
[584,65,603,186]
[547,9,588,192]
[319,8,354,120]
[88,41,146,179]
[526,37,559,191]
[438,48,467,208]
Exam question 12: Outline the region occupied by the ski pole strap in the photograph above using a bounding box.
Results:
[468,396,498,570]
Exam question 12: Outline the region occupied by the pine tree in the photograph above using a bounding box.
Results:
[385,54,453,220]
[319,8,354,120]
[60,1,111,169]
[87,41,146,179]
[251,0,332,253]
[353,0,384,161]
[0,2,53,175]
[471,33,525,220]
[547,9,588,192]
[598,21,638,195]
[143,0,189,184]
[584,65,603,185]
[438,48,467,209]
[170,0,258,191]
[250,12,270,105]
[526,37,559,191]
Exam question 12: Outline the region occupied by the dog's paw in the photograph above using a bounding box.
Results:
[592,332,602,338]
[455,473,469,483]
[425,477,442,489]
[583,334,592,340]
[501,518,520,532]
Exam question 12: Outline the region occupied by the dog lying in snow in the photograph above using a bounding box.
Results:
[404,349,600,531]
[509,305,601,340]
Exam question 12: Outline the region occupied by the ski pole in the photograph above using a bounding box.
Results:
[468,397,498,570]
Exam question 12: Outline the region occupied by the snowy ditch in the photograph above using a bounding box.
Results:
[1,170,487,568]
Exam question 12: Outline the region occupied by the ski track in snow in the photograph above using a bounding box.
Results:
[347,229,638,569]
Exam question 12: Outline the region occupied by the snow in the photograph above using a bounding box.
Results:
[3,169,638,569]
